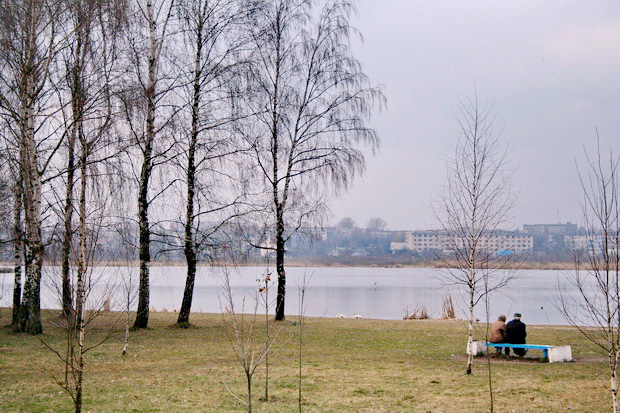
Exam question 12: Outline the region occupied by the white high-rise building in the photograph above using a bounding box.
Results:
[395,230,533,254]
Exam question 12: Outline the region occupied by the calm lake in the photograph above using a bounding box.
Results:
[0,266,584,325]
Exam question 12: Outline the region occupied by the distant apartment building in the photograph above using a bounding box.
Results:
[389,241,409,251]
[564,234,604,254]
[523,222,578,235]
[406,231,446,252]
[390,230,533,254]
[522,222,579,253]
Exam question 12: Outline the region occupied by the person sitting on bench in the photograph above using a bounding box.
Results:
[489,315,509,355]
[507,313,527,357]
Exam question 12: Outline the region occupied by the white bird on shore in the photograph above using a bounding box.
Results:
[337,314,346,318]
[352,314,363,319]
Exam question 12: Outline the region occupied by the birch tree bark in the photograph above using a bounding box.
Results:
[11,181,23,327]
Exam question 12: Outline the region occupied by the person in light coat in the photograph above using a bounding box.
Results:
[489,315,509,355]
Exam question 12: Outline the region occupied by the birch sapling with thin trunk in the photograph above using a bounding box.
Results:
[122,267,136,356]
[41,0,126,406]
[435,92,516,375]
[118,221,138,356]
[221,269,284,413]
[559,139,620,412]
[482,269,495,412]
[297,271,311,412]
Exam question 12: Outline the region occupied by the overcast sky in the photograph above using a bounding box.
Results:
[328,0,620,230]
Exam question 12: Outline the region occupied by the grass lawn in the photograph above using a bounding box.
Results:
[0,309,610,412]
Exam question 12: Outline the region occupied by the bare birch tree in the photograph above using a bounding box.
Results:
[120,0,179,329]
[57,0,127,320]
[559,139,620,412]
[242,0,382,320]
[436,93,515,375]
[0,0,68,334]
[174,0,252,326]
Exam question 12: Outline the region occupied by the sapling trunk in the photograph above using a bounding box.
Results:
[611,351,619,413]
[297,272,310,412]
[467,275,475,375]
[123,289,131,356]
[484,275,494,413]
[246,372,252,413]
[264,275,269,401]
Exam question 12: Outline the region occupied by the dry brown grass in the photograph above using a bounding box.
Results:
[403,305,430,320]
[0,309,610,412]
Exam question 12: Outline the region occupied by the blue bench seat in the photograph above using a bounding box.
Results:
[485,342,555,359]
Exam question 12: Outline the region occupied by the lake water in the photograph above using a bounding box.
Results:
[0,266,585,325]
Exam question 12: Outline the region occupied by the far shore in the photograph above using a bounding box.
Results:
[0,259,581,271]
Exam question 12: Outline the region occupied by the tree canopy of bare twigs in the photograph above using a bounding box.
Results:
[366,217,387,231]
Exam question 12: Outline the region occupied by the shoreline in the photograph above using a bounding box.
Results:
[0,260,580,271]
[0,307,584,327]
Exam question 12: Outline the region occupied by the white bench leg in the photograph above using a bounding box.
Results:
[548,346,572,363]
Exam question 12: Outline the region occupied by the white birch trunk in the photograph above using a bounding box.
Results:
[611,348,619,413]
[467,279,475,375]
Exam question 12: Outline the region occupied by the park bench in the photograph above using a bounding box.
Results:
[467,340,572,363]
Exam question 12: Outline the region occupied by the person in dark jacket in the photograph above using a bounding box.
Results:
[506,313,527,356]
